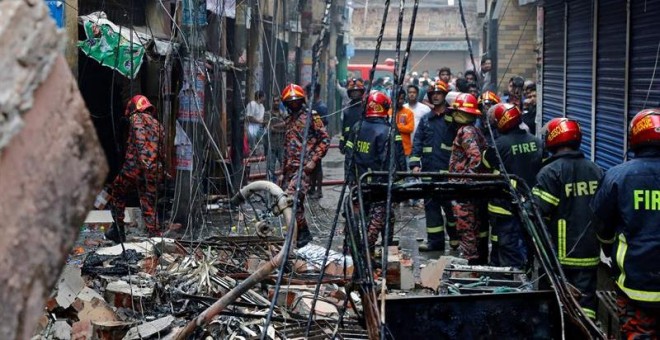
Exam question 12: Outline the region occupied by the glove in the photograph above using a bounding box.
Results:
[304,160,316,174]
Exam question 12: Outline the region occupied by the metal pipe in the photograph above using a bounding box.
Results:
[174,181,294,340]
[244,155,266,164]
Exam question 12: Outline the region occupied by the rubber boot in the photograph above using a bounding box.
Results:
[296,226,313,248]
[105,222,126,244]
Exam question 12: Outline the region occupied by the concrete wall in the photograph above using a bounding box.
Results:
[0,2,108,338]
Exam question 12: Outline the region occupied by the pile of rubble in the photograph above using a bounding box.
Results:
[32,224,368,340]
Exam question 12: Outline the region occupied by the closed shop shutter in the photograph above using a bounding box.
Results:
[565,0,595,159]
[594,0,627,169]
[628,2,660,131]
[542,0,566,125]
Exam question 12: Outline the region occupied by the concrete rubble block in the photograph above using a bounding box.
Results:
[0,16,108,336]
[384,246,401,289]
[0,0,63,151]
[55,267,86,310]
[105,280,154,311]
[51,320,72,340]
[71,297,118,324]
[122,315,174,340]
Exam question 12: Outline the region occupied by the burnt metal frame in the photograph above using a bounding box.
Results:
[344,171,606,339]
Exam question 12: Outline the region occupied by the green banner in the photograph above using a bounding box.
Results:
[78,21,145,79]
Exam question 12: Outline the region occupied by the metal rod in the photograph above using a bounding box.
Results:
[173,181,294,339]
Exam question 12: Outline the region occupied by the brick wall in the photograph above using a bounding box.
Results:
[496,2,537,92]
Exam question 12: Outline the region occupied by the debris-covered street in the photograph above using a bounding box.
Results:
[2,0,660,339]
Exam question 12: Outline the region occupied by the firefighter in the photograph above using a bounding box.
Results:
[344,91,407,251]
[410,80,459,252]
[591,109,660,337]
[105,95,165,242]
[477,90,501,143]
[279,84,330,248]
[533,118,603,319]
[485,103,543,268]
[339,78,366,154]
[449,93,490,264]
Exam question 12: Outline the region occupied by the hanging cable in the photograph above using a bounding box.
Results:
[380,0,419,339]
[259,1,334,337]
[496,5,535,90]
[302,0,396,337]
[458,0,478,73]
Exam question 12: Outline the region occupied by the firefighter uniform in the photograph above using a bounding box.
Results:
[449,124,490,263]
[533,150,603,319]
[281,106,330,247]
[409,109,459,251]
[108,96,165,237]
[486,127,543,268]
[344,117,406,249]
[339,99,364,153]
[591,148,660,337]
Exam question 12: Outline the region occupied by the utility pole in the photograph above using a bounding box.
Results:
[231,0,248,189]
[247,0,260,100]
[327,0,339,134]
[173,0,208,229]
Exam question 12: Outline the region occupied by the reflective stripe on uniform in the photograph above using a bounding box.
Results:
[597,234,616,244]
[482,150,492,169]
[409,156,421,162]
[491,234,499,242]
[618,284,660,302]
[423,147,433,153]
[510,179,517,188]
[616,233,629,294]
[450,240,460,246]
[582,308,596,319]
[617,234,660,301]
[558,219,599,267]
[395,135,402,141]
[344,126,351,132]
[427,226,444,233]
[339,135,345,141]
[478,231,489,238]
[441,143,453,151]
[533,188,560,206]
[488,203,512,216]
[345,141,354,149]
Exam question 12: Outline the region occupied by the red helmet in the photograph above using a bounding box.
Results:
[452,93,481,116]
[124,95,155,116]
[491,103,522,133]
[479,91,501,107]
[347,78,365,92]
[365,91,391,118]
[280,83,306,103]
[629,109,660,150]
[544,118,582,150]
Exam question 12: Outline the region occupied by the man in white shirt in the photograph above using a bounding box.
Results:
[404,84,431,143]
[245,90,266,154]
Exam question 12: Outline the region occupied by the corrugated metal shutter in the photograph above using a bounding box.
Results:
[594,0,626,169]
[565,0,594,159]
[628,2,660,127]
[542,0,565,125]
